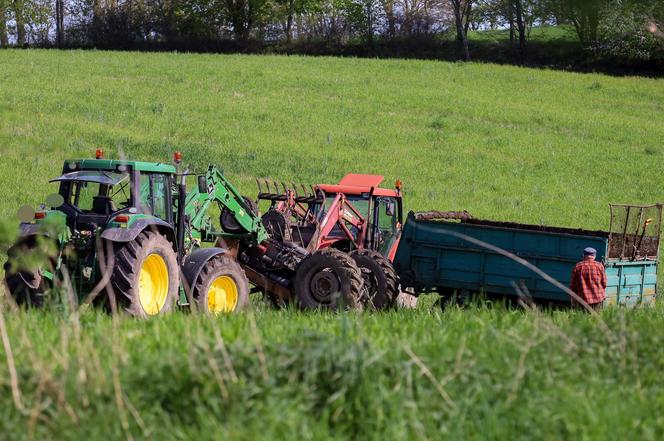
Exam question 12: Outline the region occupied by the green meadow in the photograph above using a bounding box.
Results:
[1,49,663,440]
[1,49,663,228]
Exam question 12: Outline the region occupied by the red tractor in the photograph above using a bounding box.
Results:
[256,174,404,309]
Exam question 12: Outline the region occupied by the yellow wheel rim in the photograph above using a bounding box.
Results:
[207,276,239,314]
[138,254,169,316]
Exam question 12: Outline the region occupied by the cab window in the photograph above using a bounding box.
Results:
[139,174,171,221]
[68,182,130,215]
[375,197,398,235]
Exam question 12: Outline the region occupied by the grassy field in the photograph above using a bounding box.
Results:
[1,49,664,440]
[467,25,579,43]
[1,50,663,228]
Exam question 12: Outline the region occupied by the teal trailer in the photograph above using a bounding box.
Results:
[394,205,661,306]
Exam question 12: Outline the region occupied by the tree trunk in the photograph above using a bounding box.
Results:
[513,0,526,59]
[91,0,102,31]
[384,0,395,38]
[569,2,601,45]
[402,0,411,35]
[463,0,471,35]
[508,1,515,45]
[587,6,599,43]
[55,0,65,47]
[0,3,7,47]
[286,8,293,43]
[246,0,254,40]
[12,0,25,45]
[365,0,373,43]
[451,0,470,61]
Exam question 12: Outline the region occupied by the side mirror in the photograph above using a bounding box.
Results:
[386,202,396,216]
[198,176,208,194]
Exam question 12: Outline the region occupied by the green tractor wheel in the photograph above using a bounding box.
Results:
[191,255,249,314]
[109,230,180,318]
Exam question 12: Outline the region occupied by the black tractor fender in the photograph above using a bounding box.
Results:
[181,247,228,296]
[101,218,177,247]
[17,222,67,241]
[6,224,61,275]
[18,223,47,239]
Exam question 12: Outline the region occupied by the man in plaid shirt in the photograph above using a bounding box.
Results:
[569,247,607,310]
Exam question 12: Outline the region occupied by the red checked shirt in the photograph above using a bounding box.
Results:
[569,257,607,305]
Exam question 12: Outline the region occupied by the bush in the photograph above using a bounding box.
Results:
[594,1,664,63]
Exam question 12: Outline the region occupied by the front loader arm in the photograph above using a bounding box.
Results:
[315,193,367,249]
[184,165,269,244]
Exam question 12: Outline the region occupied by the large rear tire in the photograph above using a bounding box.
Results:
[109,230,179,318]
[293,248,363,310]
[350,249,399,310]
[191,255,249,314]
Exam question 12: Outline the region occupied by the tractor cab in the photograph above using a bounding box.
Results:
[316,174,403,259]
[257,173,403,258]
[51,170,131,216]
[46,152,177,233]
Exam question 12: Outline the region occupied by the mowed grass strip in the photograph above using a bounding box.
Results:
[0,49,663,229]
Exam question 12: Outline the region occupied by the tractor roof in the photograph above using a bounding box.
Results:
[338,174,384,187]
[50,170,130,186]
[317,174,400,198]
[65,159,177,174]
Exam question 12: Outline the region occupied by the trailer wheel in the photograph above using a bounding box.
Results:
[191,255,249,314]
[3,237,57,307]
[349,250,399,310]
[293,249,363,310]
[110,230,179,318]
[221,197,258,234]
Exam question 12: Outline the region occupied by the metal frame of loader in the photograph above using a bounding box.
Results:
[3,151,365,316]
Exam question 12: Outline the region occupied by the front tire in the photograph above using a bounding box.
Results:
[293,249,363,310]
[349,249,399,310]
[109,231,179,318]
[191,255,249,314]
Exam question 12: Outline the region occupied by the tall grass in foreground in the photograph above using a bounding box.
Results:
[2,287,664,440]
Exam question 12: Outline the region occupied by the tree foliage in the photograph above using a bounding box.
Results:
[0,0,662,66]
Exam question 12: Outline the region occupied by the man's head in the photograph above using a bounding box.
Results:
[583,247,597,260]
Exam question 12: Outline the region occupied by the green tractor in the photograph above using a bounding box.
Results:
[3,151,364,316]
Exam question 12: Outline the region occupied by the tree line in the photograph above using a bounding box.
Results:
[0,0,662,70]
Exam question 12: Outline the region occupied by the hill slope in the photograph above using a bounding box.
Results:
[1,50,663,230]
